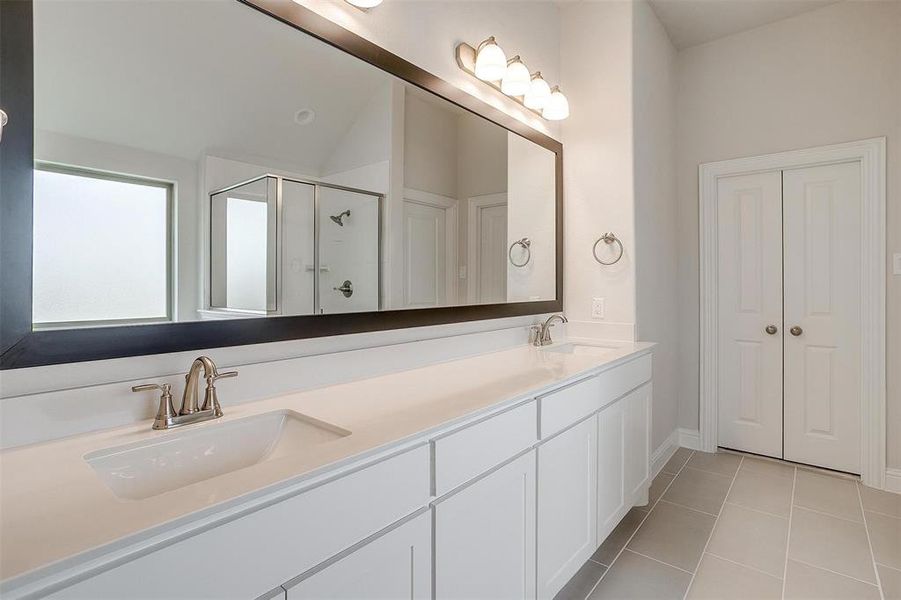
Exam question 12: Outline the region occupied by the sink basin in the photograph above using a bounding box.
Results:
[540,342,620,357]
[85,410,350,500]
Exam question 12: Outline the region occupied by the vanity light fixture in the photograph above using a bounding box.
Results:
[500,56,531,96]
[455,39,567,120]
[542,86,570,121]
[523,72,551,110]
[344,0,382,8]
[473,37,507,82]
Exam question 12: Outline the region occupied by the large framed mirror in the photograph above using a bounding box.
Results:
[0,0,563,369]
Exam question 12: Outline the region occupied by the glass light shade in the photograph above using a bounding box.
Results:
[543,86,570,120]
[500,56,531,97]
[523,72,551,110]
[474,37,507,82]
[345,0,383,7]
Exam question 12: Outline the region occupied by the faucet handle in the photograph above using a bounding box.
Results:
[132,382,177,430]
[200,370,237,416]
[132,382,171,394]
[211,370,238,382]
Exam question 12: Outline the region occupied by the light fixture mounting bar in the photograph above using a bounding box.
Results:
[455,42,545,120]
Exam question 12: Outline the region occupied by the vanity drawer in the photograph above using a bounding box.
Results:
[50,445,430,600]
[540,354,652,438]
[433,401,537,496]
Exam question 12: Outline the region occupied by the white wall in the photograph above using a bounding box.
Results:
[507,133,556,303]
[321,82,392,193]
[403,92,459,198]
[560,1,636,334]
[673,1,901,467]
[632,0,679,453]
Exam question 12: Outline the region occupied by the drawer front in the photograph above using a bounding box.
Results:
[433,401,537,496]
[50,446,431,600]
[285,512,431,599]
[540,376,602,438]
[540,353,652,438]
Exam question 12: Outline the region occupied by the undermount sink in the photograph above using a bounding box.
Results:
[85,410,351,500]
[540,342,620,357]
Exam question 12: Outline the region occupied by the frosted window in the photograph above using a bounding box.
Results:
[225,197,268,311]
[32,168,170,326]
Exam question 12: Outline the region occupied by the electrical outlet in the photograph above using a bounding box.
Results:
[591,297,605,320]
[894,253,901,276]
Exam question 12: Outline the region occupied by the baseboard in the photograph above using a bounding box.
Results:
[678,428,701,451]
[651,430,679,479]
[886,469,901,494]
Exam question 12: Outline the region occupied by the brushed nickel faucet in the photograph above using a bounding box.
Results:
[132,356,237,430]
[530,314,568,347]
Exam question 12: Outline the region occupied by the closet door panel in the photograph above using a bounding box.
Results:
[716,171,784,458]
[783,162,861,474]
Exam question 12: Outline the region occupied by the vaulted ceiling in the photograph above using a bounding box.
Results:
[648,0,839,49]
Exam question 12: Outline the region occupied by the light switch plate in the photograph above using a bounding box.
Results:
[591,297,605,320]
[894,253,901,276]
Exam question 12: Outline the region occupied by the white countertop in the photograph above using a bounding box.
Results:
[0,340,652,586]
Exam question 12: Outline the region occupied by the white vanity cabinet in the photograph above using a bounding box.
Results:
[536,416,598,600]
[596,398,628,538]
[433,450,537,600]
[624,384,651,504]
[31,351,654,600]
[47,446,431,600]
[597,383,652,542]
[284,511,431,600]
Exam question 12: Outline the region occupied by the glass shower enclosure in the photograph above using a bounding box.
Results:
[209,175,382,316]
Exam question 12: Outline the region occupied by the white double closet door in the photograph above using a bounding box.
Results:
[716,161,862,474]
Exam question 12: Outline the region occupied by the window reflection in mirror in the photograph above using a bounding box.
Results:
[31,0,556,329]
[32,166,171,328]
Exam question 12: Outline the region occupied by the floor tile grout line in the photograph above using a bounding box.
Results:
[857,481,886,600]
[788,558,883,588]
[581,450,695,600]
[780,467,798,600]
[655,498,720,518]
[680,455,744,600]
[722,500,790,521]
[876,562,901,572]
[861,507,901,522]
[790,503,865,525]
[704,551,784,581]
[623,549,694,575]
[679,465,736,480]
[587,558,606,567]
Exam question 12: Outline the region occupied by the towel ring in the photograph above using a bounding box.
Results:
[508,237,531,267]
[592,232,624,266]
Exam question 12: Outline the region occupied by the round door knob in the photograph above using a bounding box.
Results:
[790,326,803,336]
[765,325,778,335]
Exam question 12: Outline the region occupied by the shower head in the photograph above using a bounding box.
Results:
[330,209,351,226]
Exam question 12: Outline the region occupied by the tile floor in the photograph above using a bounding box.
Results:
[554,449,901,600]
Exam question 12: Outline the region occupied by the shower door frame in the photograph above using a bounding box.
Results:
[208,173,385,317]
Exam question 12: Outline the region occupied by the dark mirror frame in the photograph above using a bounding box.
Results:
[0,0,563,370]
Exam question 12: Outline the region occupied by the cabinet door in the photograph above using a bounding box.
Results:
[286,512,431,599]
[624,384,651,503]
[597,400,626,542]
[537,417,598,600]
[434,451,537,600]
